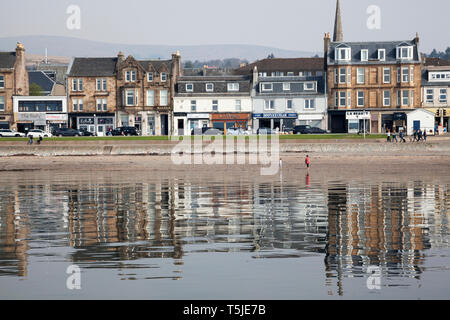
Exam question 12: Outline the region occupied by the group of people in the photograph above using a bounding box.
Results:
[386,129,431,143]
[27,135,43,145]
[386,129,406,143]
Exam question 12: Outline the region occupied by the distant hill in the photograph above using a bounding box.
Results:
[0,35,317,62]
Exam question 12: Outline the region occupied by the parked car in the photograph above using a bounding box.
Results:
[227,127,249,136]
[293,125,312,134]
[79,128,96,136]
[27,129,52,138]
[0,129,26,137]
[303,127,328,134]
[111,126,139,136]
[54,128,83,137]
[257,127,277,135]
[191,127,223,136]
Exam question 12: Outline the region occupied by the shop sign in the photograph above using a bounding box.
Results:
[253,113,298,119]
[79,117,94,125]
[16,113,46,125]
[393,113,407,121]
[188,113,210,119]
[211,113,250,121]
[46,114,68,121]
[346,111,370,120]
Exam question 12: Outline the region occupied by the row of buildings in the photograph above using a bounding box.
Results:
[1,1,449,135]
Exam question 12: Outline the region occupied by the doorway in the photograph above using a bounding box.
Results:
[178,119,184,136]
[161,114,168,135]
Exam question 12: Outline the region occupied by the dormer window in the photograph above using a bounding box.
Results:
[336,47,351,62]
[227,83,239,91]
[304,82,315,91]
[361,49,368,62]
[206,83,214,92]
[147,72,153,82]
[186,83,194,92]
[397,46,413,60]
[161,72,167,82]
[378,49,386,61]
[261,83,273,92]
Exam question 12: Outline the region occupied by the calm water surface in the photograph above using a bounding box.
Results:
[0,170,449,299]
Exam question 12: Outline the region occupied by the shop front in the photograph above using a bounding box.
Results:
[346,111,370,134]
[0,115,12,129]
[253,113,298,132]
[188,113,210,134]
[211,113,251,134]
[46,114,68,133]
[15,112,47,133]
[118,111,169,136]
[298,114,326,130]
[72,113,115,136]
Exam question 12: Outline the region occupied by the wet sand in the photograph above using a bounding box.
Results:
[1,153,450,184]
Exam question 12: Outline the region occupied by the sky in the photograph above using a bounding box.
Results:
[0,0,449,53]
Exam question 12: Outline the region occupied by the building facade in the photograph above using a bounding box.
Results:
[421,57,450,131]
[174,69,253,136]
[67,52,181,136]
[67,57,118,135]
[174,71,252,135]
[0,43,29,129]
[115,52,181,136]
[234,57,327,132]
[325,34,422,133]
[13,95,68,133]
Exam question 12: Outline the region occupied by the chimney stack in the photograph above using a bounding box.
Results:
[117,51,124,63]
[14,42,29,96]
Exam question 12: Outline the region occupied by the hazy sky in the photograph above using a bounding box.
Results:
[1,0,449,53]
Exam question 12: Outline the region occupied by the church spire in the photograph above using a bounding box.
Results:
[333,0,343,42]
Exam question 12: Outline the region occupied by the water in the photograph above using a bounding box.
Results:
[0,170,449,299]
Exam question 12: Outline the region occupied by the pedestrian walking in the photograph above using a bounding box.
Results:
[37,136,43,145]
[392,131,398,143]
[386,129,391,142]
[399,130,406,143]
[418,129,423,142]
[423,130,427,142]
[305,155,310,170]
[413,130,417,142]
[27,135,33,145]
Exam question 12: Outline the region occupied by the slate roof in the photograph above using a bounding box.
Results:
[424,57,450,67]
[68,57,118,77]
[233,58,324,75]
[176,75,251,95]
[327,39,421,65]
[29,71,55,94]
[0,52,16,69]
[139,60,173,74]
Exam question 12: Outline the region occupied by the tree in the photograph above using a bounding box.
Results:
[29,83,44,96]
[184,60,194,68]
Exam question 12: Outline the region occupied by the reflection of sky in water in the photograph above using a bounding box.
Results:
[0,172,449,299]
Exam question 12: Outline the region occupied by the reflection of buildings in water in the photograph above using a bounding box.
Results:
[252,182,328,253]
[0,188,29,277]
[171,180,256,251]
[67,179,183,264]
[325,182,449,296]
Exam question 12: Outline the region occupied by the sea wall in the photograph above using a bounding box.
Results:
[0,141,449,157]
